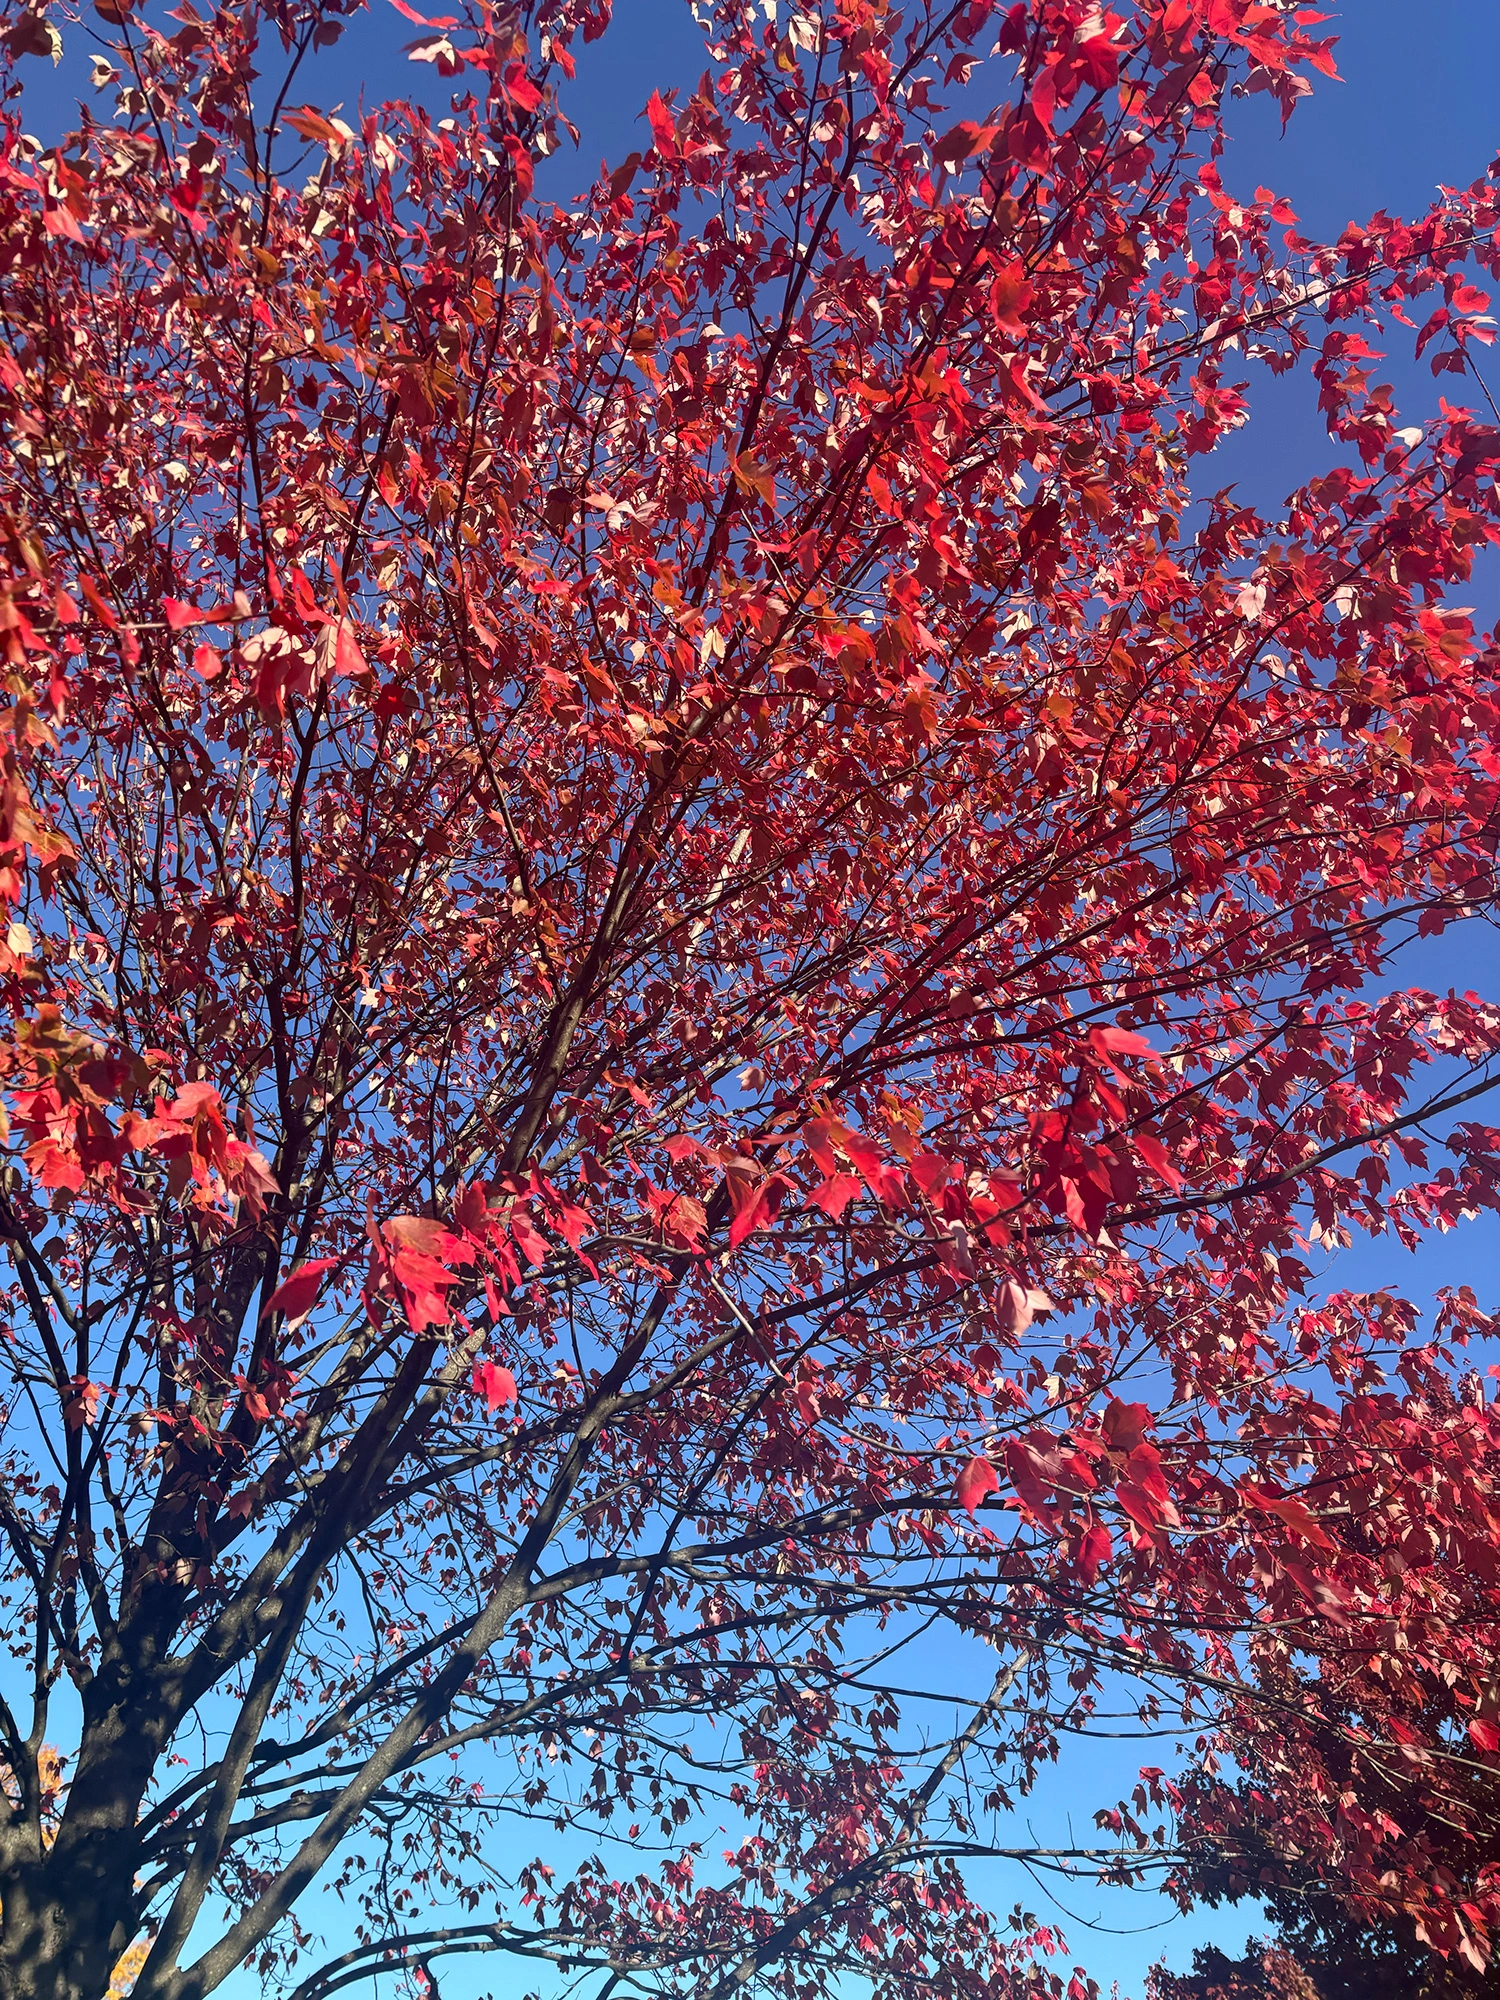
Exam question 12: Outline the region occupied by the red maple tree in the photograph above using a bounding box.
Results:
[1160,1361,1500,1979]
[0,1,1498,1998]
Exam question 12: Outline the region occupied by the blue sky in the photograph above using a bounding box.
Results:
[11,0,1500,1993]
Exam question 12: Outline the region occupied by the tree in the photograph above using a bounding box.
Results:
[1149,1941,1323,2000]
[0,0,1497,1997]
[1150,1931,1499,2000]
[1159,1365,1500,1986]
[1149,1920,1500,2000]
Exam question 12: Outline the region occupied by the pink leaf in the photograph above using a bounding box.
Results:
[334,619,367,677]
[387,0,457,23]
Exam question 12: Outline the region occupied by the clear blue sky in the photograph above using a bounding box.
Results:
[13,2,1500,1993]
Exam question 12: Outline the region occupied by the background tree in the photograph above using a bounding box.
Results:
[0,1,1497,1999]
[1149,1927,1500,2000]
[1157,1367,1500,1991]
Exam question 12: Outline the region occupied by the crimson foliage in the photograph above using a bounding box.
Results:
[0,2,1497,1998]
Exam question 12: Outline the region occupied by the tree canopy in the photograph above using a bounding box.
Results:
[0,1,1497,1998]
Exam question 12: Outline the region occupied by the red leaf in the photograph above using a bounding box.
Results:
[1092,1026,1156,1058]
[262,1257,339,1325]
[452,1180,488,1237]
[390,1249,458,1331]
[645,90,678,158]
[546,1199,592,1254]
[473,1360,517,1413]
[43,206,84,243]
[1243,1484,1336,1551]
[608,151,643,199]
[839,1131,905,1209]
[996,1279,1053,1336]
[908,1150,951,1196]
[794,1373,821,1426]
[809,1173,861,1219]
[989,262,1034,339]
[1103,1399,1152,1455]
[933,120,998,170]
[501,62,543,113]
[79,576,119,630]
[1133,1131,1185,1191]
[1115,1479,1165,1534]
[334,619,367,678]
[1077,1518,1112,1585]
[283,106,346,147]
[387,0,457,23]
[1077,34,1119,90]
[386,1214,467,1263]
[732,453,776,507]
[64,1378,104,1430]
[800,1117,838,1176]
[954,1455,1000,1519]
[932,1217,976,1279]
[1004,1439,1055,1522]
[502,134,534,199]
[1470,1718,1500,1754]
[508,1206,549,1267]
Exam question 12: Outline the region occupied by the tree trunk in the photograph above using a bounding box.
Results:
[0,1859,138,2000]
[1,1691,159,2000]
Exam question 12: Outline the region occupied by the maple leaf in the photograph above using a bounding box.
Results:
[1102,1400,1152,1456]
[0,0,1497,1988]
[933,121,998,170]
[954,1455,1000,1519]
[996,1281,1054,1336]
[1004,1439,1055,1523]
[661,1132,706,1162]
[644,89,678,158]
[808,1172,860,1219]
[472,1360,517,1413]
[63,1377,104,1431]
[386,0,456,22]
[262,1257,339,1326]
[1076,1518,1112,1586]
[508,1206,549,1267]
[388,1250,457,1331]
[723,1159,770,1247]
[1132,1131,1185,1191]
[1242,1483,1336,1551]
[837,1131,905,1209]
